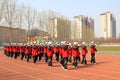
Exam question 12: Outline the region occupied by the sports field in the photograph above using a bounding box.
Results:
[0,50,120,80]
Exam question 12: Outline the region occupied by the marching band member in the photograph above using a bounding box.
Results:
[90,41,97,64]
[32,44,39,64]
[72,42,80,68]
[47,42,53,67]
[13,44,18,59]
[81,42,88,65]
[54,43,60,62]
[20,43,25,60]
[44,42,48,63]
[60,41,69,70]
[25,44,31,62]
[68,43,72,63]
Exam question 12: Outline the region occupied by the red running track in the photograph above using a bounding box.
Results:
[0,51,120,80]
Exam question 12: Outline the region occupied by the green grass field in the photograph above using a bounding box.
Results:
[96,46,120,51]
[97,51,120,56]
[80,46,120,51]
[79,46,120,56]
[96,46,120,56]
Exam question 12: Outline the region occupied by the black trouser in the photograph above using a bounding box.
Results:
[29,53,32,59]
[60,57,64,65]
[55,52,59,61]
[21,52,25,60]
[73,57,78,67]
[10,52,13,58]
[33,55,38,63]
[17,52,20,57]
[26,54,30,62]
[77,56,81,62]
[14,52,18,59]
[48,56,52,66]
[38,52,43,61]
[81,55,87,64]
[91,53,96,63]
[63,57,68,69]
[44,54,48,63]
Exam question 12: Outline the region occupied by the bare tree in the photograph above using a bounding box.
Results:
[0,0,6,22]
[16,4,25,42]
[24,6,36,38]
[4,0,18,42]
[37,10,58,37]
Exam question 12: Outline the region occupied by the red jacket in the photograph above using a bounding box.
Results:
[20,46,25,53]
[47,46,53,57]
[16,46,20,52]
[72,48,80,57]
[62,49,69,58]
[8,47,10,52]
[32,48,38,56]
[59,47,62,54]
[81,48,88,56]
[61,48,64,55]
[90,47,97,54]
[25,46,31,54]
[13,46,18,53]
[68,48,72,55]
[54,47,59,53]
[10,46,13,52]
[44,47,47,54]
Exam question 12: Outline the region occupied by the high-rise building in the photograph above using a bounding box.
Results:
[49,17,71,41]
[100,12,116,39]
[73,15,94,41]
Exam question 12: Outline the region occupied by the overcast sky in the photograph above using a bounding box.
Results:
[18,0,120,38]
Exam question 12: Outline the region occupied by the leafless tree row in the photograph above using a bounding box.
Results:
[0,0,63,42]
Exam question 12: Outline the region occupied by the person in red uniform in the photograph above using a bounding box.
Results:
[72,42,80,68]
[7,44,10,57]
[16,44,20,57]
[54,43,60,62]
[47,42,53,67]
[9,44,13,58]
[25,45,31,62]
[32,45,38,64]
[44,43,48,63]
[13,44,18,59]
[60,41,69,70]
[20,44,25,60]
[39,44,44,61]
[81,42,88,65]
[90,41,97,64]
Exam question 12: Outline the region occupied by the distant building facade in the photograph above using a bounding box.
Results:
[0,26,25,42]
[100,12,116,39]
[119,33,120,39]
[49,17,71,41]
[73,15,94,41]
